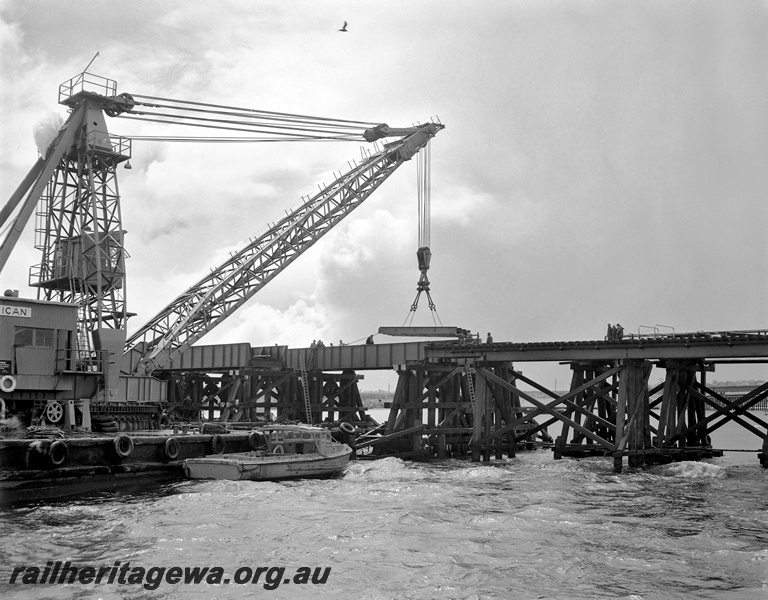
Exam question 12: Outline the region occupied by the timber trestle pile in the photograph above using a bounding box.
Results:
[423,331,768,471]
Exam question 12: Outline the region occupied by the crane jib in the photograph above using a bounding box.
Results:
[5,70,444,377]
[127,122,443,374]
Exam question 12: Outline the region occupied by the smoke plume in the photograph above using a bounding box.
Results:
[33,112,64,157]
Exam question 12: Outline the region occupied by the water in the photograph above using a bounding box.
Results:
[1,419,766,600]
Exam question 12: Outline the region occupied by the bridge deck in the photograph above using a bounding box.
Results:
[169,331,768,373]
[426,331,768,363]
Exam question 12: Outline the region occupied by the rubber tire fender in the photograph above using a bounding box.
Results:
[164,436,181,460]
[49,440,68,467]
[339,422,356,435]
[113,434,134,458]
[248,431,265,451]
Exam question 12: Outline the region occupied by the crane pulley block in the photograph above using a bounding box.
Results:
[364,122,444,143]
[416,246,431,272]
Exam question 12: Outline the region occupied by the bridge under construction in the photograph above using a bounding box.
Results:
[0,69,766,502]
[150,328,768,472]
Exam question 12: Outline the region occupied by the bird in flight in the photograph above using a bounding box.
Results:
[339,21,348,32]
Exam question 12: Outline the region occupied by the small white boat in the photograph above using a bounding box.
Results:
[183,424,353,481]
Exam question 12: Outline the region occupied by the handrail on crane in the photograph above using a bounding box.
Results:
[59,71,117,104]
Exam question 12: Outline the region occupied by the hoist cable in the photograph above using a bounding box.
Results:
[405,140,442,327]
[124,136,361,143]
[130,99,370,131]
[129,94,377,127]
[117,115,363,140]
[130,106,365,134]
[417,142,431,248]
[121,110,367,138]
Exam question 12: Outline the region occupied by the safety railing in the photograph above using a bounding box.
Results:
[84,129,132,158]
[633,324,676,339]
[59,72,117,105]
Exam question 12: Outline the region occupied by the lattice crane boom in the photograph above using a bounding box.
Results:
[124,122,443,374]
[1,70,444,385]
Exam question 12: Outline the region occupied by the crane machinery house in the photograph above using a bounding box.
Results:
[0,293,100,425]
[1,294,76,376]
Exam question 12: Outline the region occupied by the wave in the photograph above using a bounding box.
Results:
[649,462,727,479]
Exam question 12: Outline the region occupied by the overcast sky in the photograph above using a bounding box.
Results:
[1,1,766,390]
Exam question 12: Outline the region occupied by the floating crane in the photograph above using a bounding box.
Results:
[0,70,444,410]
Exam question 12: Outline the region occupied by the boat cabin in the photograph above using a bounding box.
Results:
[261,425,334,455]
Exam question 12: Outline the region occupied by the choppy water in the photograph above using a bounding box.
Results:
[1,420,766,600]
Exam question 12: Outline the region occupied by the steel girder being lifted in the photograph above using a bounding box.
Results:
[124,121,444,375]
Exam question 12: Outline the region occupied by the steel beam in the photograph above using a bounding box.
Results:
[378,326,470,338]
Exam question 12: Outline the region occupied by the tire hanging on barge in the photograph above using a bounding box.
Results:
[248,431,267,451]
[48,440,68,467]
[164,437,180,460]
[113,434,134,458]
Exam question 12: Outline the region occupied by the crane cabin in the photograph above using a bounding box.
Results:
[0,291,102,429]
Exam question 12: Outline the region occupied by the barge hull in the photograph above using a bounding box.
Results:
[0,431,253,504]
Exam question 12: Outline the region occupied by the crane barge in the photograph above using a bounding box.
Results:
[0,70,443,500]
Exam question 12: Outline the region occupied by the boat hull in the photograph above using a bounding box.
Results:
[183,449,352,481]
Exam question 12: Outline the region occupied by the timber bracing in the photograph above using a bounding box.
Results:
[366,357,768,471]
[162,367,372,429]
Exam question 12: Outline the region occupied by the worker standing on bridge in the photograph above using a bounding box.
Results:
[615,324,624,340]
[486,332,493,344]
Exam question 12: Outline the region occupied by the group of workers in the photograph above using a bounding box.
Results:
[606,323,624,341]
[310,336,376,348]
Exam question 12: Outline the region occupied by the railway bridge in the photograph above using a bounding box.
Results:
[162,329,768,471]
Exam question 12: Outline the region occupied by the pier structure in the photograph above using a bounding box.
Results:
[156,330,768,471]
[425,330,768,471]
[155,343,414,428]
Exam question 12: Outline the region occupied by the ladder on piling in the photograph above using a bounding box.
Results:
[299,352,313,425]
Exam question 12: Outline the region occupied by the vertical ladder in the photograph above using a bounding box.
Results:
[464,362,476,411]
[299,352,313,425]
